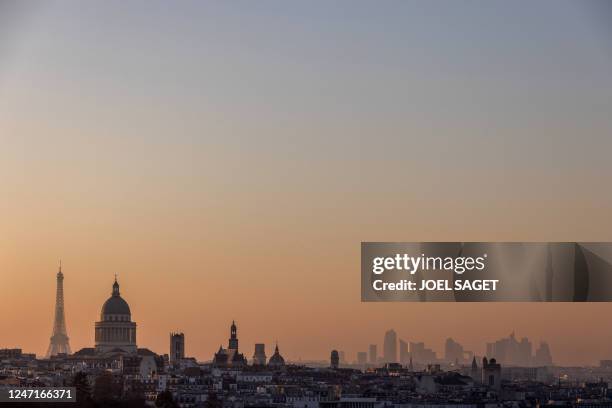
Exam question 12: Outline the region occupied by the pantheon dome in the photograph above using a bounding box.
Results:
[94,278,137,354]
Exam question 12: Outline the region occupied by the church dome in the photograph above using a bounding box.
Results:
[268,344,285,367]
[102,295,131,316]
[100,279,131,319]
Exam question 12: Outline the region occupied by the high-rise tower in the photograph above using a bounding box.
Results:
[47,262,71,357]
[383,329,397,363]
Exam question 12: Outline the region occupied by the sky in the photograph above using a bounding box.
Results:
[1,0,611,366]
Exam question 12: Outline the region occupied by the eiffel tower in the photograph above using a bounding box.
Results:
[46,262,71,357]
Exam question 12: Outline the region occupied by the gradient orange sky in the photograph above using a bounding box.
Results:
[1,1,612,365]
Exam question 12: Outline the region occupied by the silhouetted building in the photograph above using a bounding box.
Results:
[213,321,247,367]
[268,343,285,369]
[170,332,185,364]
[482,357,502,390]
[486,332,536,366]
[368,344,377,365]
[410,341,437,364]
[445,338,464,365]
[471,356,480,383]
[331,350,339,369]
[95,277,137,354]
[253,343,266,366]
[535,342,553,366]
[383,329,397,363]
[399,339,410,364]
[357,351,367,365]
[229,320,238,350]
[0,349,23,359]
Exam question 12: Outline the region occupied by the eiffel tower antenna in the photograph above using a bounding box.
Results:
[46,262,71,357]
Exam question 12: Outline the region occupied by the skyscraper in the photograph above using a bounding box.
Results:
[486,332,537,366]
[330,350,339,369]
[383,329,397,363]
[170,332,185,364]
[253,343,266,366]
[47,263,71,357]
[369,344,377,365]
[535,342,553,366]
[445,338,465,364]
[410,341,437,364]
[357,351,368,365]
[399,339,409,364]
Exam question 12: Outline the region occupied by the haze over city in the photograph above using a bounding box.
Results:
[1,1,612,366]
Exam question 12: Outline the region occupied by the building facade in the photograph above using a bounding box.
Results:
[94,278,137,354]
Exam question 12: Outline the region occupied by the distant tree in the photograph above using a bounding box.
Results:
[205,392,223,408]
[71,371,96,408]
[92,371,122,405]
[155,390,178,408]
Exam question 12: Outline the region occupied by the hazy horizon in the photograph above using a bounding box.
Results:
[1,1,612,366]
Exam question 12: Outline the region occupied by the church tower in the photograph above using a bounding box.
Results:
[228,320,238,351]
[471,356,480,383]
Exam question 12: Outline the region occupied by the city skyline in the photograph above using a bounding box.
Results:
[1,1,612,368]
[4,264,565,367]
[0,263,606,366]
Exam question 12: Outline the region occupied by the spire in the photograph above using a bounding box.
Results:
[112,276,120,296]
[58,260,63,278]
[471,356,478,369]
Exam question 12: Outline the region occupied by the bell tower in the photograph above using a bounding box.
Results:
[228,320,238,351]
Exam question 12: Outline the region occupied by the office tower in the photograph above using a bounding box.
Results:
[399,339,410,364]
[410,341,437,364]
[369,344,377,364]
[445,338,465,364]
[534,342,553,366]
[383,329,397,363]
[357,352,367,365]
[487,332,536,366]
